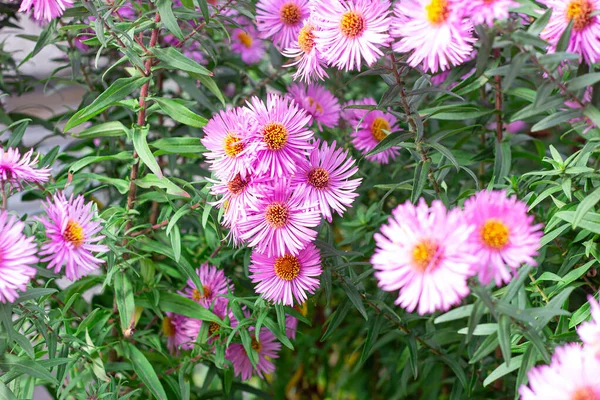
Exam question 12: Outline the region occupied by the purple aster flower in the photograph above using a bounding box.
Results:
[231,23,266,65]
[313,0,392,71]
[540,0,600,65]
[162,312,201,354]
[292,140,361,222]
[463,190,543,286]
[372,199,477,315]
[201,107,256,180]
[348,98,400,164]
[391,0,475,73]
[578,295,600,358]
[459,0,518,26]
[238,179,321,257]
[245,94,313,178]
[249,243,322,306]
[225,327,281,380]
[0,212,38,304]
[74,28,95,52]
[287,83,340,131]
[0,148,51,190]
[282,20,330,83]
[286,314,298,340]
[256,0,310,49]
[19,0,73,21]
[39,192,109,281]
[179,264,233,309]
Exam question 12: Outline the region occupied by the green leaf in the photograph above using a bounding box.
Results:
[497,315,512,366]
[340,278,368,320]
[135,173,190,198]
[15,288,58,303]
[556,19,573,53]
[196,74,226,106]
[127,344,168,400]
[19,20,57,66]
[0,358,58,385]
[556,210,600,234]
[159,292,224,325]
[434,305,474,324]
[360,314,384,363]
[64,77,149,131]
[483,356,524,387]
[262,318,294,350]
[7,119,29,148]
[12,332,35,359]
[531,109,582,132]
[572,186,600,229]
[73,121,129,138]
[567,72,600,91]
[157,0,184,40]
[583,104,600,128]
[133,126,164,178]
[0,381,17,400]
[115,272,135,334]
[150,137,204,153]
[69,151,133,174]
[440,355,468,388]
[169,225,181,262]
[411,160,430,203]
[320,299,351,341]
[153,97,208,128]
[153,47,212,76]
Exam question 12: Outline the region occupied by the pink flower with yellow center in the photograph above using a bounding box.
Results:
[256,0,310,49]
[463,190,543,286]
[371,199,477,315]
[179,264,233,309]
[459,0,518,27]
[391,0,475,73]
[540,0,600,64]
[0,147,51,190]
[231,22,266,65]
[287,83,340,131]
[162,312,201,354]
[39,192,109,281]
[19,0,73,21]
[282,20,330,83]
[578,296,600,358]
[225,327,281,381]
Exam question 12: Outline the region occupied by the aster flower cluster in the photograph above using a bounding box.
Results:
[371,190,542,315]
[201,93,361,307]
[519,296,600,398]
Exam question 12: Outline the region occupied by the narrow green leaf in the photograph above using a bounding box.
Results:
[153,97,208,128]
[411,160,431,203]
[497,315,512,366]
[7,119,29,148]
[169,225,181,262]
[320,299,351,341]
[0,358,58,385]
[153,47,212,76]
[74,121,129,138]
[135,173,190,198]
[127,344,168,400]
[159,292,224,325]
[133,126,164,178]
[150,137,204,153]
[115,272,135,334]
[572,186,600,229]
[483,356,524,387]
[69,151,133,174]
[567,72,600,91]
[157,0,184,40]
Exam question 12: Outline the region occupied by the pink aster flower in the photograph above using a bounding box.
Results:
[39,192,109,281]
[519,344,600,400]
[238,180,321,257]
[292,140,361,222]
[286,314,299,339]
[179,264,233,309]
[287,83,340,131]
[460,0,517,27]
[201,107,255,180]
[249,243,322,306]
[371,199,477,315]
[0,212,38,304]
[225,327,281,380]
[578,296,600,357]
[312,0,392,71]
[348,98,400,164]
[540,0,600,64]
[282,20,330,83]
[19,0,73,21]
[391,0,475,73]
[162,312,201,354]
[256,0,310,49]
[231,23,266,65]
[245,94,313,178]
[463,190,543,286]
[0,148,51,190]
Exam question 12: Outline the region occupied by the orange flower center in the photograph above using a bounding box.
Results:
[340,11,365,38]
[280,2,302,25]
[298,24,315,53]
[162,317,175,337]
[426,0,450,25]
[412,240,440,272]
[251,337,263,352]
[274,254,301,281]
[192,284,212,302]
[566,0,594,31]
[308,96,324,114]
[481,219,510,250]
[227,174,248,195]
[265,202,289,228]
[572,387,600,400]
[308,167,329,189]
[371,117,390,142]
[237,32,253,48]
[223,133,244,157]
[208,322,220,336]
[262,122,288,150]
[64,220,84,247]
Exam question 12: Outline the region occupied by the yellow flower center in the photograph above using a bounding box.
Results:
[192,285,212,302]
[340,11,365,38]
[566,0,594,31]
[426,0,450,25]
[262,122,288,150]
[308,96,324,114]
[370,117,390,142]
[308,167,329,189]
[412,240,439,272]
[64,220,84,247]
[265,202,289,228]
[280,2,302,25]
[251,337,263,352]
[572,387,600,400]
[481,219,510,249]
[274,254,301,281]
[223,133,244,158]
[208,322,220,336]
[227,174,248,195]
[237,32,253,48]
[162,317,175,337]
[298,24,315,53]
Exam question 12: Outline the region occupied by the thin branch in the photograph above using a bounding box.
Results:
[237,70,283,106]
